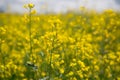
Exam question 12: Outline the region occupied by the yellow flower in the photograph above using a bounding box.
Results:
[28,3,34,8]
[20,73,24,77]
[94,65,99,71]
[77,60,85,68]
[60,60,64,64]
[70,62,77,67]
[31,10,37,14]
[80,6,86,11]
[72,58,76,62]
[68,71,74,76]
[24,3,34,9]
[59,68,64,74]
[77,70,83,78]
[48,17,62,27]
[55,61,60,67]
[23,78,27,80]
[23,4,28,9]
[117,77,120,80]
[70,77,77,80]
[41,72,46,77]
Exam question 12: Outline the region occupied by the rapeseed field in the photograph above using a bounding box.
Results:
[0,3,120,80]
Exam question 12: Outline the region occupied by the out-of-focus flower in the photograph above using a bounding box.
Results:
[31,10,37,14]
[23,3,35,9]
[28,3,35,8]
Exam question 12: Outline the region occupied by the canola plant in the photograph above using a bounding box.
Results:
[0,3,120,80]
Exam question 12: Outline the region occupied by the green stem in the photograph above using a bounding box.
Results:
[49,24,58,80]
[29,8,33,58]
[27,8,33,80]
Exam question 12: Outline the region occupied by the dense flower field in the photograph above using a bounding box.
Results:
[0,4,120,80]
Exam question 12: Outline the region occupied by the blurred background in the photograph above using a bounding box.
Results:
[0,0,120,14]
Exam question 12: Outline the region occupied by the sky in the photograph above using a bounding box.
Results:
[0,0,120,13]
